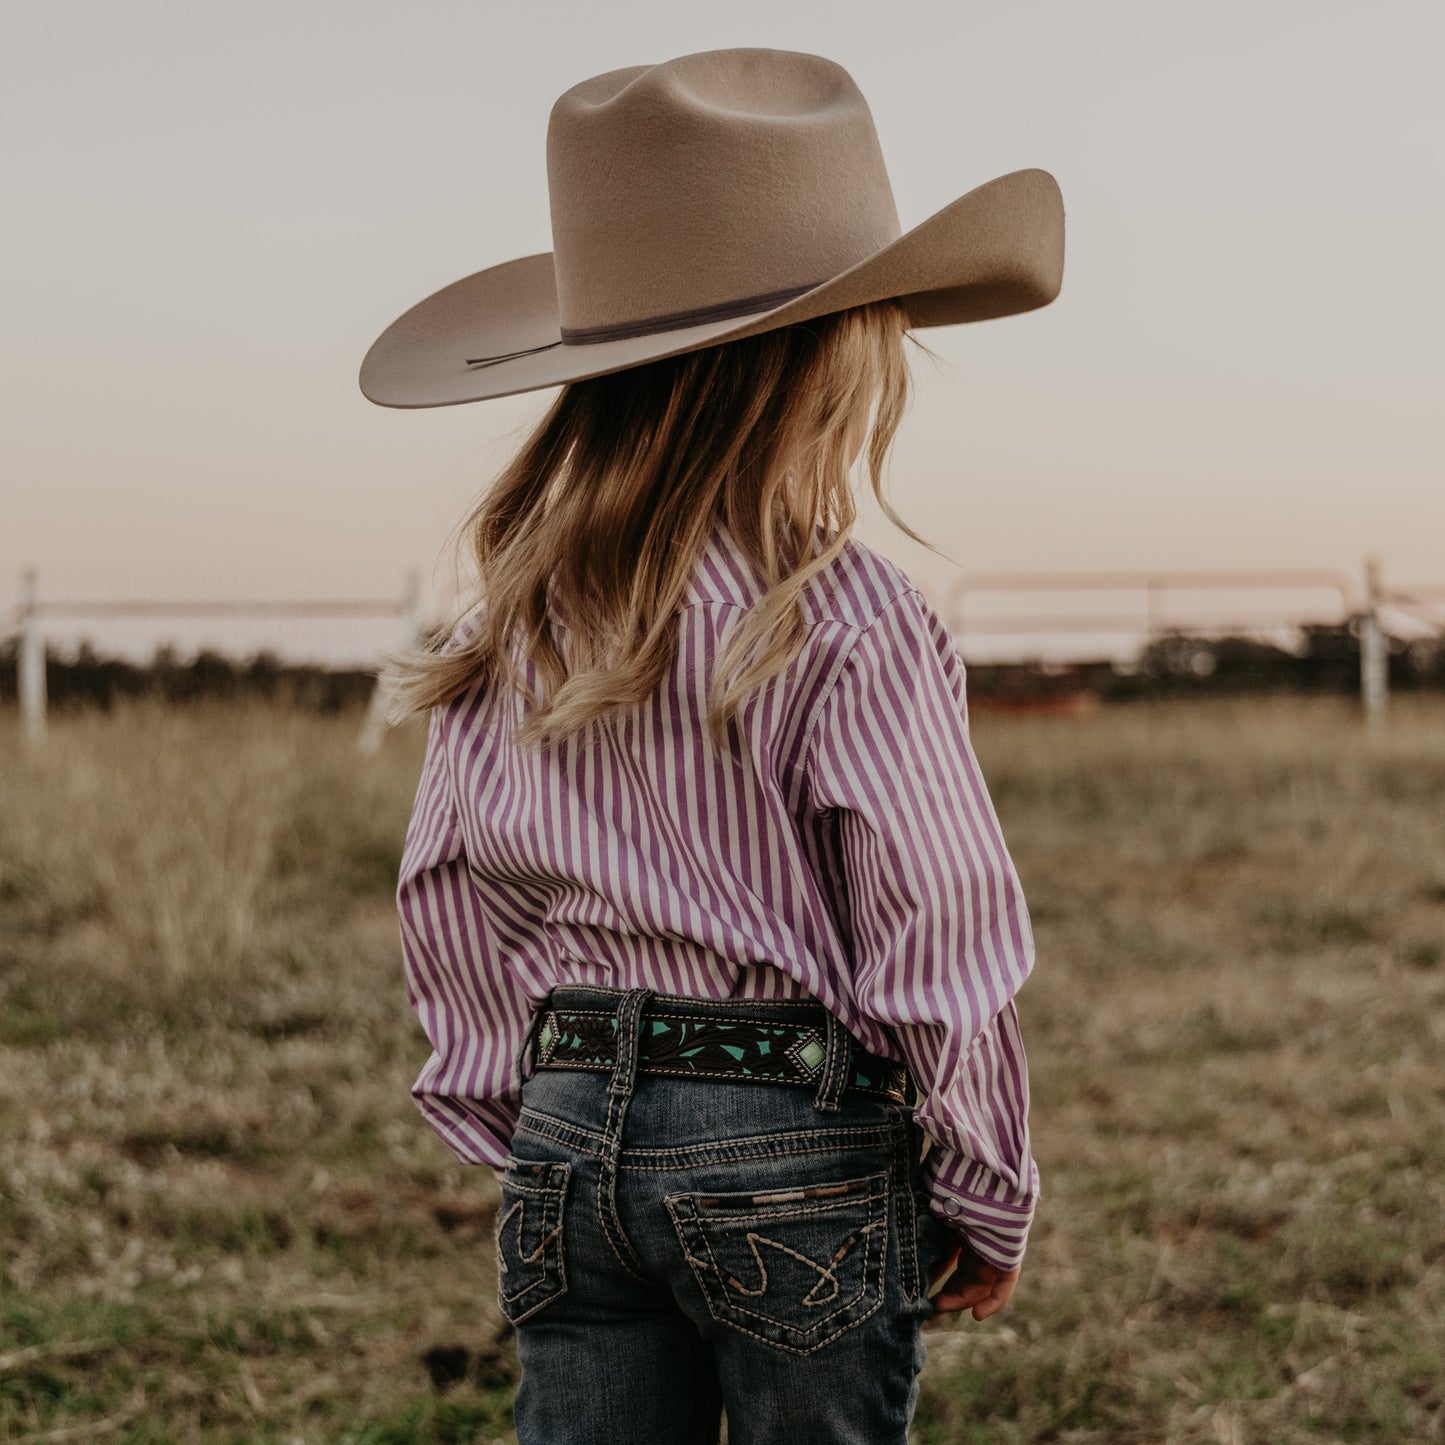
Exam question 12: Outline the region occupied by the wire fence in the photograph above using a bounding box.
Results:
[3,556,1442,752]
[3,569,425,753]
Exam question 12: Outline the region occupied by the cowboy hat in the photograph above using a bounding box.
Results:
[359,46,1065,409]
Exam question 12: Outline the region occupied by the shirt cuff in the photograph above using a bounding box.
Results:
[412,1089,519,1172]
[926,1150,1039,1273]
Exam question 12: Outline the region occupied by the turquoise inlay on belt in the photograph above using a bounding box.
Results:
[528,1005,913,1105]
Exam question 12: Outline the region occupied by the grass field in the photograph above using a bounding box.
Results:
[1,694,1442,1443]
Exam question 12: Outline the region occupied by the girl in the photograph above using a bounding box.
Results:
[362,46,1062,1445]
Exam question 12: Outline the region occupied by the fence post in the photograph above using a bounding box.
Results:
[358,568,422,756]
[1360,555,1388,730]
[19,568,46,748]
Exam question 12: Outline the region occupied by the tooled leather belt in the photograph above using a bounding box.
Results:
[525,1000,916,1106]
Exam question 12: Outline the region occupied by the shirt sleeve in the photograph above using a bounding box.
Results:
[395,700,532,1174]
[803,584,1039,1271]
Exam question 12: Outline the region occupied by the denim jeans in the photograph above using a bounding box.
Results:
[491,984,960,1444]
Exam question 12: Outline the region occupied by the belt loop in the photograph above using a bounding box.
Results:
[811,1009,853,1113]
[609,986,654,1097]
[514,991,553,1084]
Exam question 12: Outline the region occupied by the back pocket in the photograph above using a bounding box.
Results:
[494,1156,571,1324]
[665,1168,889,1354]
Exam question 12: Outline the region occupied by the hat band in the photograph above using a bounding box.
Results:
[464,277,826,369]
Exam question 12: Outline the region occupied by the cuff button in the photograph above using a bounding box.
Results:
[942,1198,962,1218]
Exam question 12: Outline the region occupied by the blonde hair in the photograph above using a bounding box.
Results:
[383,299,946,750]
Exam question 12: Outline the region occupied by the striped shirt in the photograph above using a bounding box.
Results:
[396,521,1039,1270]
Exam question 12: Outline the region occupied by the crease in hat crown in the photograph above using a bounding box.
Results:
[357,45,1064,409]
[543,48,903,335]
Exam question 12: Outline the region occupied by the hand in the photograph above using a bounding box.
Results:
[927,1237,1020,1321]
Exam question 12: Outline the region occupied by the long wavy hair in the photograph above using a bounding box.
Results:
[381,298,947,751]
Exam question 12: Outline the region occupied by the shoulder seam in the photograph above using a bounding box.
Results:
[798,584,925,782]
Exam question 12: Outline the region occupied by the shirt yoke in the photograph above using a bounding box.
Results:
[680,523,922,635]
[443,524,926,653]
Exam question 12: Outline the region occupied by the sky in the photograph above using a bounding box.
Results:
[2,0,1442,663]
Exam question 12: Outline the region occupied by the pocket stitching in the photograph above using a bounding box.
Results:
[690,1193,876,1222]
[495,1159,571,1325]
[700,1214,884,1327]
[668,1169,884,1215]
[702,1192,884,1333]
[666,1170,890,1356]
[495,1195,561,1305]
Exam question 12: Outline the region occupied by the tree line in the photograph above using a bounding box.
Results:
[1,622,1442,713]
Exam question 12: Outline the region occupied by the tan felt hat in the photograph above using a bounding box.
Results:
[359,47,1065,409]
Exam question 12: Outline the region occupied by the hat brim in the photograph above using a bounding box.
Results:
[358,167,1064,409]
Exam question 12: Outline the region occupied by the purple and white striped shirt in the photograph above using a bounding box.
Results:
[396,522,1039,1270]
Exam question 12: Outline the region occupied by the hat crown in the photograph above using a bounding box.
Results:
[545,49,902,334]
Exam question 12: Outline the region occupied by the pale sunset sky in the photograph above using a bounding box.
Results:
[2,1,1441,660]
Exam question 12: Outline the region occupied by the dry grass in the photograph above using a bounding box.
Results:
[1,694,1442,1443]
